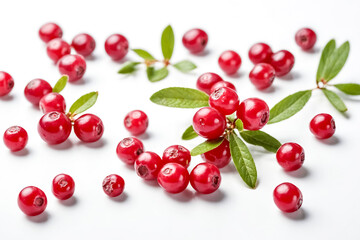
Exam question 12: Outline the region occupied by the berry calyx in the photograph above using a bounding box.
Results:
[309,113,336,139]
[0,71,14,97]
[201,139,231,168]
[193,107,226,140]
[38,111,72,145]
[52,174,75,200]
[190,163,221,194]
[74,114,104,143]
[182,28,208,53]
[102,174,125,197]
[276,143,305,171]
[71,33,96,57]
[39,23,63,43]
[210,81,236,93]
[39,92,66,114]
[162,145,191,168]
[249,63,276,90]
[209,87,239,115]
[58,54,87,82]
[270,50,295,77]
[24,79,52,105]
[3,126,28,152]
[236,98,269,131]
[104,34,129,61]
[248,43,273,64]
[116,137,144,165]
[124,110,148,136]
[196,72,223,94]
[273,182,303,213]
[18,186,47,216]
[157,163,190,194]
[295,28,317,50]
[218,50,242,75]
[135,151,163,180]
[46,38,71,63]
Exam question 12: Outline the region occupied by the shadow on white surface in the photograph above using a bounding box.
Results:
[191,49,211,57]
[221,163,237,174]
[165,189,194,202]
[285,167,310,178]
[143,180,159,188]
[26,212,50,223]
[109,192,128,203]
[318,136,340,145]
[226,71,244,79]
[70,78,87,85]
[258,85,276,93]
[48,139,73,150]
[11,148,30,157]
[304,47,321,54]
[278,71,301,81]
[76,139,107,148]
[85,54,98,61]
[137,132,151,140]
[195,190,226,203]
[0,95,14,101]
[59,196,78,207]
[281,208,307,221]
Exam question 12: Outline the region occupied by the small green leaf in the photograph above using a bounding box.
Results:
[268,90,312,124]
[182,125,198,140]
[227,113,237,122]
[52,75,68,93]
[190,138,224,156]
[150,87,209,108]
[69,92,98,116]
[317,39,336,83]
[146,66,168,82]
[118,61,141,74]
[132,49,155,60]
[161,25,175,60]
[235,119,244,132]
[229,132,257,188]
[334,83,360,95]
[322,88,347,112]
[240,130,281,153]
[173,60,197,73]
[323,41,350,82]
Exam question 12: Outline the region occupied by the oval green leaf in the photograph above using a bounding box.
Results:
[235,119,244,132]
[118,61,141,74]
[240,130,281,153]
[316,39,336,83]
[190,138,224,156]
[182,125,198,140]
[69,91,98,117]
[173,60,197,73]
[52,75,68,93]
[323,41,350,82]
[334,83,360,95]
[132,49,155,60]
[161,25,174,60]
[322,88,347,112]
[147,66,169,82]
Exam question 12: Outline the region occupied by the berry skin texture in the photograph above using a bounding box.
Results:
[24,79,52,105]
[162,145,191,168]
[182,28,208,53]
[209,87,239,115]
[237,98,270,131]
[38,111,72,145]
[295,28,317,50]
[39,92,66,114]
[0,71,14,97]
[210,81,236,93]
[135,151,163,180]
[190,163,221,194]
[157,163,190,194]
[74,114,104,143]
[270,50,295,77]
[196,72,224,95]
[124,110,148,136]
[309,113,336,139]
[273,182,303,213]
[102,174,125,197]
[58,54,86,82]
[249,63,276,90]
[193,107,226,140]
[71,33,96,57]
[104,34,129,61]
[52,174,75,200]
[18,186,47,216]
[46,38,71,63]
[201,139,231,168]
[116,137,144,165]
[248,43,273,64]
[276,143,305,171]
[218,50,242,75]
[3,126,28,152]
[39,23,63,43]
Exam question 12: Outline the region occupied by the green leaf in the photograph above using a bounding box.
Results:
[268,90,312,124]
[235,119,244,132]
[227,113,237,122]
[182,125,198,140]
[52,75,68,93]
[190,138,224,156]
[173,60,197,73]
[146,67,169,82]
[240,130,281,153]
[316,39,336,83]
[322,88,347,112]
[161,25,175,60]
[118,61,141,74]
[334,83,360,95]
[132,49,155,60]
[69,92,98,116]
[150,87,209,108]
[323,41,350,82]
[229,132,257,188]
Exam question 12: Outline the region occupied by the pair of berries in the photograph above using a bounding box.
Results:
[0,71,14,97]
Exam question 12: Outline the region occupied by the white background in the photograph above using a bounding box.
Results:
[1,0,360,239]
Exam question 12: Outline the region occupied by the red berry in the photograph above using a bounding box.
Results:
[193,107,226,140]
[209,87,239,115]
[116,137,144,165]
[104,34,129,61]
[162,145,191,168]
[52,174,75,200]
[39,23,63,43]
[236,98,269,131]
[309,113,336,139]
[38,111,72,145]
[124,110,148,136]
[39,92,66,114]
[295,28,317,50]
[182,28,208,53]
[74,114,104,143]
[58,54,86,82]
[24,79,52,105]
[210,81,236,93]
[196,72,223,94]
[135,152,163,180]
[270,50,295,77]
[18,186,47,216]
[190,163,221,194]
[248,43,273,64]
[249,63,276,90]
[3,126,28,152]
[218,50,241,75]
[46,38,71,63]
[201,139,231,168]
[276,143,305,171]
[157,163,189,194]
[103,174,125,197]
[0,71,14,97]
[71,33,96,57]
[273,182,303,213]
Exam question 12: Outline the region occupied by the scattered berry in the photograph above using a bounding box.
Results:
[39,92,66,114]
[270,50,295,77]
[309,113,336,139]
[24,79,52,105]
[52,174,75,200]
[210,81,236,93]
[295,28,317,50]
[236,98,269,130]
[58,54,86,82]
[162,145,191,168]
[3,126,28,152]
[0,71,14,97]
[124,110,148,136]
[74,114,104,142]
[157,163,189,194]
[249,63,276,90]
[116,137,144,165]
[276,143,305,171]
[71,33,96,57]
[135,151,163,180]
[196,72,223,94]
[248,43,273,64]
[190,163,221,194]
[102,174,125,197]
[46,38,71,63]
[209,87,239,115]
[218,50,242,75]
[193,107,226,140]
[18,186,47,216]
[182,28,208,53]
[38,111,72,145]
[273,182,303,213]
[201,139,231,168]
[105,34,129,61]
[39,23,63,43]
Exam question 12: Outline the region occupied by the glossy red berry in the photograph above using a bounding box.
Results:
[237,98,269,131]
[124,110,148,136]
[210,81,236,93]
[135,152,163,180]
[116,137,144,165]
[58,54,86,82]
[196,72,223,94]
[71,33,96,57]
[209,87,239,115]
[218,50,241,75]
[102,174,125,197]
[249,63,276,90]
[248,43,273,64]
[46,38,71,63]
[201,139,231,168]
[270,50,295,77]
[3,126,28,152]
[104,34,129,61]
[24,79,52,105]
[273,182,303,213]
[18,186,47,216]
[190,163,221,194]
[74,114,104,142]
[182,28,208,53]
[309,113,336,139]
[39,23,63,43]
[0,71,14,97]
[162,145,191,168]
[52,174,75,200]
[38,111,72,145]
[276,143,305,171]
[39,92,66,114]
[157,163,189,194]
[193,107,226,140]
[295,28,317,50]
